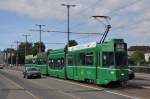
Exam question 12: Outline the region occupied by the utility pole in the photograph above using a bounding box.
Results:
[10,44,13,66]
[61,4,76,51]
[23,34,30,63]
[61,4,76,79]
[14,41,20,67]
[30,24,45,53]
[36,24,45,53]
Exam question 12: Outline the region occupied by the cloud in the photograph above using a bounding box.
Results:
[0,0,149,46]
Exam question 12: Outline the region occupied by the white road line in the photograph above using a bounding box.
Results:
[105,91,139,99]
[25,91,40,99]
[48,77,103,91]
[26,78,80,99]
[58,90,79,99]
[142,86,150,89]
[48,77,139,99]
[0,73,40,99]
[0,74,24,89]
[4,69,140,99]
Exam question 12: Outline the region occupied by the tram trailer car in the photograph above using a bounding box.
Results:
[25,55,37,68]
[36,52,48,75]
[25,54,48,75]
[47,39,129,85]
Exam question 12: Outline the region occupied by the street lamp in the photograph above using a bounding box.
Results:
[61,4,76,51]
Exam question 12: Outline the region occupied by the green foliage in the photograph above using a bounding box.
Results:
[130,51,145,65]
[69,40,78,47]
[32,42,45,56]
[4,42,46,64]
[18,42,33,55]
[64,40,78,52]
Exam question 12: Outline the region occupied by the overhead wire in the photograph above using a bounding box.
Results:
[69,0,144,31]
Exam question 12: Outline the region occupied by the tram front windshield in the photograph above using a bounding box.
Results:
[115,52,127,68]
[115,43,128,68]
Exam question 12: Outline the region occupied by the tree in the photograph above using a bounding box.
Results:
[3,48,16,64]
[64,40,78,52]
[17,42,33,64]
[32,42,45,56]
[130,51,145,66]
[18,42,33,55]
[69,40,78,47]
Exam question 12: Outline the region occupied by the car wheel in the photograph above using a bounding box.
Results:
[38,75,41,78]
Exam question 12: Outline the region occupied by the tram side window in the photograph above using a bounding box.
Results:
[60,58,64,69]
[85,52,94,66]
[32,60,36,64]
[49,59,54,69]
[49,59,53,69]
[54,59,57,69]
[80,52,94,66]
[38,59,42,65]
[67,55,74,66]
[103,52,114,67]
[80,53,86,65]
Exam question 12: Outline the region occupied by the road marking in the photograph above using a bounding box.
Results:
[25,91,40,99]
[58,90,80,99]
[48,77,103,91]
[48,77,139,99]
[105,91,139,99]
[142,86,150,89]
[26,78,80,99]
[4,69,140,99]
[0,74,24,89]
[0,73,40,99]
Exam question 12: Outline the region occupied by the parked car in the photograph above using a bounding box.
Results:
[23,67,41,79]
[0,64,4,69]
[128,69,135,80]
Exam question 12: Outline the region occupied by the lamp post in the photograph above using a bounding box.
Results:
[61,4,76,51]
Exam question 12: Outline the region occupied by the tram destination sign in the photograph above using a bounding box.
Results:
[68,42,97,51]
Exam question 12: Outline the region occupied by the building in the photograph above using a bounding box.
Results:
[128,46,150,62]
[145,53,150,62]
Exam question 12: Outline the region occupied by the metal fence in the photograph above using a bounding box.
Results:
[129,66,150,73]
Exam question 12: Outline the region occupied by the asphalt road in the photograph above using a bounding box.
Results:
[0,69,149,99]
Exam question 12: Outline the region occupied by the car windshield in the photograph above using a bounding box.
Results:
[27,68,38,71]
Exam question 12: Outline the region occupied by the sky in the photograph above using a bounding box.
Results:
[0,0,149,50]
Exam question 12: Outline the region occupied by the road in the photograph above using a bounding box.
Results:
[0,69,149,99]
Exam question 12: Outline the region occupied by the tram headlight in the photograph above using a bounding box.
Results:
[121,73,125,76]
[110,71,115,74]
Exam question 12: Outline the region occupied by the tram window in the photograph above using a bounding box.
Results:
[51,59,54,69]
[57,59,61,69]
[85,52,93,66]
[54,59,58,69]
[115,52,127,67]
[33,60,37,64]
[60,58,64,69]
[67,55,74,66]
[103,52,114,67]
[37,59,42,65]
[80,53,86,65]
